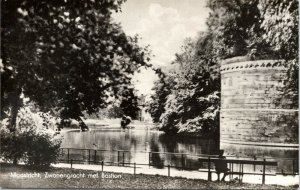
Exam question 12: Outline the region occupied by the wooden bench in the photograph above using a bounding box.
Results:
[198,157,277,184]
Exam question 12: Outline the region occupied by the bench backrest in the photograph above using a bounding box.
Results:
[198,157,277,166]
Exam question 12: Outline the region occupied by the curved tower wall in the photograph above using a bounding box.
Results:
[220,59,298,146]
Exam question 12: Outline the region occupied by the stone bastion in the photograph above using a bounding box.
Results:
[220,58,298,147]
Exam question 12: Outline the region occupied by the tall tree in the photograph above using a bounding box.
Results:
[1,0,150,131]
[149,35,220,135]
[148,70,175,123]
[259,0,298,106]
[206,0,298,105]
[119,87,139,120]
[259,0,298,60]
[206,0,278,59]
[207,0,259,58]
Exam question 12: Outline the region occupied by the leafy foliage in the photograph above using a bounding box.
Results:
[107,105,124,119]
[259,0,298,60]
[149,35,220,135]
[148,72,175,123]
[259,0,298,106]
[1,0,150,131]
[120,87,139,120]
[1,129,61,167]
[206,0,262,58]
[0,108,61,167]
[206,0,298,60]
[149,0,298,136]
[206,0,298,106]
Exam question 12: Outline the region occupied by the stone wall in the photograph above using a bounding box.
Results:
[220,59,298,145]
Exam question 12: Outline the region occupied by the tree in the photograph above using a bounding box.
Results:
[206,0,279,59]
[148,70,175,123]
[206,0,298,59]
[119,87,139,120]
[149,35,220,136]
[1,0,150,131]
[259,0,298,60]
[259,0,298,106]
[107,105,123,119]
[206,0,298,105]
[206,0,260,58]
[148,0,297,139]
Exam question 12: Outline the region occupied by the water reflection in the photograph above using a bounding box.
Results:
[62,128,218,154]
[61,128,298,173]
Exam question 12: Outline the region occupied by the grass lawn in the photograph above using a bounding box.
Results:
[0,163,297,189]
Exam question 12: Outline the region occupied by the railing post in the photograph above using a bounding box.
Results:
[241,163,244,183]
[102,160,104,171]
[208,156,211,181]
[238,161,243,183]
[292,159,295,175]
[71,159,73,168]
[181,154,184,170]
[123,152,125,166]
[262,159,266,184]
[88,149,91,164]
[118,151,120,166]
[134,162,136,176]
[67,148,70,163]
[230,163,234,180]
[94,150,97,164]
[149,152,151,168]
[168,165,170,177]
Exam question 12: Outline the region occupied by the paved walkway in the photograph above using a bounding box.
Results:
[53,163,298,186]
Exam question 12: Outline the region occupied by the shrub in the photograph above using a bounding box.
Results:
[22,129,61,167]
[1,129,62,167]
[0,107,62,168]
[0,121,25,164]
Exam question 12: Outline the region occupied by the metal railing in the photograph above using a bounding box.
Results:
[58,147,298,184]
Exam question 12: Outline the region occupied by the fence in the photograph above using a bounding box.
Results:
[58,147,298,184]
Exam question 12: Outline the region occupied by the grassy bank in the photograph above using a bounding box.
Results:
[0,163,297,189]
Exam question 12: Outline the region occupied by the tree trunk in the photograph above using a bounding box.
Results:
[13,159,18,165]
[76,117,89,131]
[9,90,22,133]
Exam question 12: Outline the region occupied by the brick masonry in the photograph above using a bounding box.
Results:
[220,59,298,145]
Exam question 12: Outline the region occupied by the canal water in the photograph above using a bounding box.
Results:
[61,127,298,173]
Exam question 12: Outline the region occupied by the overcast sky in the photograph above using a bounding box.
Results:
[112,0,210,97]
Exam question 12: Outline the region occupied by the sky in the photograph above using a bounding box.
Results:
[112,0,210,97]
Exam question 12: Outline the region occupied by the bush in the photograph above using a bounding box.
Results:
[0,122,25,164]
[1,129,61,167]
[0,107,62,168]
[26,131,61,167]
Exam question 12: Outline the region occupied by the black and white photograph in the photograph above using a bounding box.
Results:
[0,0,299,189]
